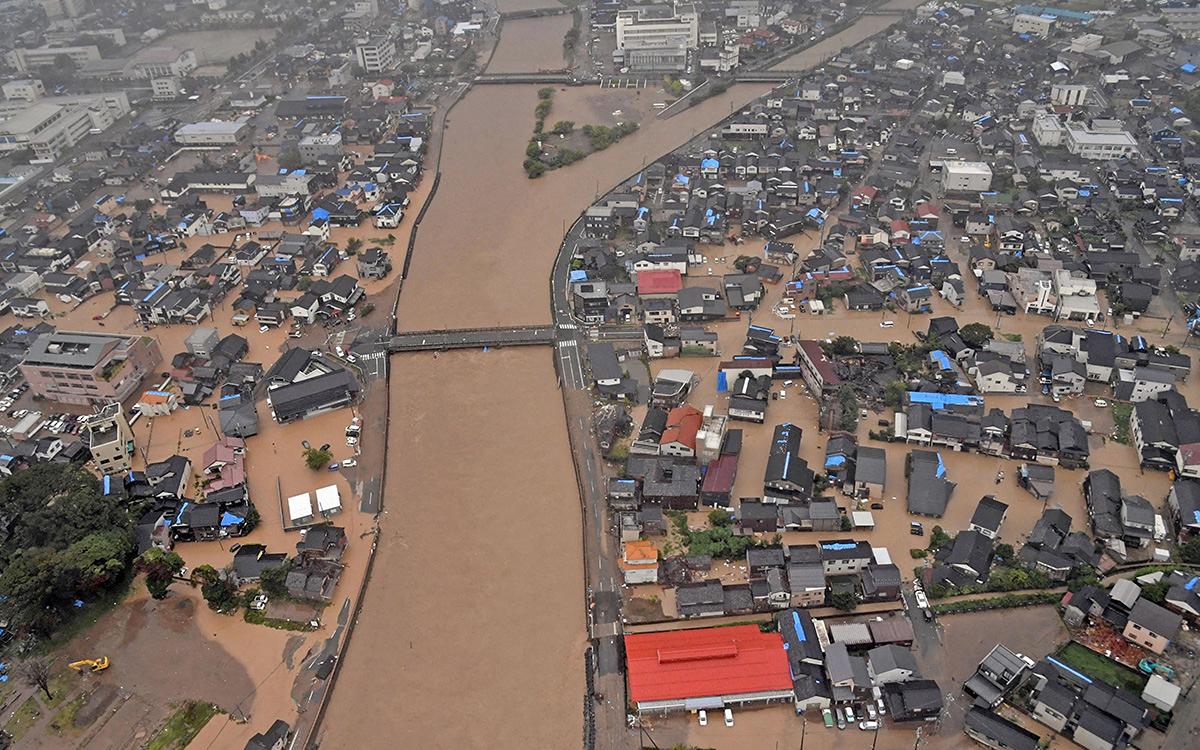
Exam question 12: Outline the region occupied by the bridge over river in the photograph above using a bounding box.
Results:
[387,325,556,352]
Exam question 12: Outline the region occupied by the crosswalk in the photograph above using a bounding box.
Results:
[557,339,578,348]
[558,322,578,330]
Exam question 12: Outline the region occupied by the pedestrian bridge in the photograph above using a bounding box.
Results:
[388,326,556,352]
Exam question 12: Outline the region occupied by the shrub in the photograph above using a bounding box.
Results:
[910,548,928,559]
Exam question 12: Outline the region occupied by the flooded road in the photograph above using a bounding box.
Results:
[770,0,926,71]
[317,349,586,749]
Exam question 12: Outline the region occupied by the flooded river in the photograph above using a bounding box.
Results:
[487,14,573,73]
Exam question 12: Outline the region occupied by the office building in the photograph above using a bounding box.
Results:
[5,45,101,73]
[942,161,994,192]
[355,37,397,73]
[20,331,162,406]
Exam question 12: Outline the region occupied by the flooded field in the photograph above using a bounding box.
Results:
[317,348,586,749]
[154,29,278,64]
[488,14,573,73]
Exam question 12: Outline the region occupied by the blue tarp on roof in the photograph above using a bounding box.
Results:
[825,455,846,468]
[791,610,807,642]
[220,512,243,527]
[701,158,719,170]
[906,391,983,409]
[1047,656,1093,684]
[929,350,953,370]
[569,270,587,283]
[821,542,856,551]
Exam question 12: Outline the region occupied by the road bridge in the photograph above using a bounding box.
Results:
[474,73,594,85]
[734,71,799,82]
[388,326,556,351]
[500,6,572,19]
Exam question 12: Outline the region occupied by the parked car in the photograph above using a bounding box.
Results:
[342,458,357,468]
[724,709,733,727]
[914,589,930,609]
[698,710,707,727]
[910,521,924,536]
[1094,398,1108,407]
[859,721,879,731]
[328,463,340,471]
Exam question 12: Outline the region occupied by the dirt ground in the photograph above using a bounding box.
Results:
[316,348,586,749]
[153,29,279,65]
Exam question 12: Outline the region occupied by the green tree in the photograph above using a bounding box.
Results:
[58,530,134,594]
[882,380,907,408]
[304,447,333,470]
[830,591,860,611]
[1181,538,1200,564]
[957,323,994,349]
[825,336,858,356]
[995,543,1015,562]
[707,509,731,527]
[550,120,575,135]
[192,565,238,612]
[0,547,66,634]
[136,549,184,600]
[345,237,363,255]
[537,87,555,100]
[928,525,950,552]
[259,560,293,599]
[1142,579,1171,604]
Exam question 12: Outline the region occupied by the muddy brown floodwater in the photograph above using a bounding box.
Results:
[317,349,585,749]
[487,14,573,73]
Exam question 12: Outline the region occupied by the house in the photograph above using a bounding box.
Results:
[907,450,955,517]
[963,643,1033,708]
[244,720,290,750]
[1168,480,1200,536]
[942,530,994,582]
[969,496,1009,539]
[964,706,1040,750]
[867,644,919,684]
[882,680,944,722]
[620,540,659,584]
[763,423,813,501]
[1123,598,1182,655]
[851,446,886,499]
[660,405,703,457]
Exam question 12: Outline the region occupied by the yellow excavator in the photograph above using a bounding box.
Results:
[67,657,109,673]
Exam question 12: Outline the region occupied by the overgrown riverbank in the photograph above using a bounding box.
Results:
[524,88,638,178]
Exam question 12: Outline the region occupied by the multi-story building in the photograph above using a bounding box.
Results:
[127,47,197,79]
[1050,82,1089,106]
[355,37,396,73]
[615,2,698,72]
[1063,121,1138,160]
[942,161,993,192]
[151,77,182,101]
[82,402,135,474]
[1163,7,1200,38]
[1,79,45,102]
[1012,13,1054,37]
[0,91,130,161]
[20,331,162,406]
[298,133,344,164]
[40,0,88,19]
[5,45,101,73]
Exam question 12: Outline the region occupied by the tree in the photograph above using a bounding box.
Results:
[882,380,908,408]
[1142,579,1171,604]
[928,525,951,552]
[0,547,67,635]
[995,543,1015,562]
[277,146,302,171]
[304,447,333,470]
[830,591,859,611]
[1181,538,1200,564]
[136,549,184,600]
[825,336,858,357]
[345,237,363,255]
[550,120,575,135]
[17,658,53,701]
[259,560,293,599]
[379,234,397,247]
[192,564,237,612]
[58,531,134,594]
[958,323,994,349]
[707,509,731,528]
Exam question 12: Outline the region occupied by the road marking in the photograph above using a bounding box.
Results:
[557,339,577,347]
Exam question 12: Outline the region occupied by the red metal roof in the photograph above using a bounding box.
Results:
[702,453,739,494]
[637,269,683,296]
[625,625,792,704]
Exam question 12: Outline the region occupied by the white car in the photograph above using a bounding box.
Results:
[914,589,930,609]
[335,346,345,358]
[698,710,707,726]
[724,709,734,727]
[1094,398,1108,408]
[880,320,895,328]
[250,594,269,611]
[346,436,358,447]
[341,458,357,468]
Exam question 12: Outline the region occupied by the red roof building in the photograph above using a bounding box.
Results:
[660,404,703,457]
[625,625,794,712]
[637,269,683,299]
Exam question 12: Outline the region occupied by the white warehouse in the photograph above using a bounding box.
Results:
[942,161,993,193]
[174,120,249,145]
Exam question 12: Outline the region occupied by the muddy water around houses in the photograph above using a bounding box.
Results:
[487,14,573,73]
[317,348,586,749]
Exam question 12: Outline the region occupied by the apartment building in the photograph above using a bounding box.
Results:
[174,120,249,145]
[942,161,993,192]
[82,402,135,474]
[128,47,198,79]
[355,37,397,73]
[20,331,162,406]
